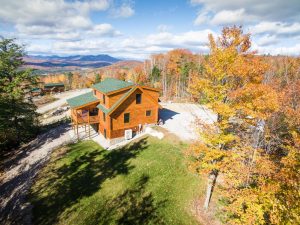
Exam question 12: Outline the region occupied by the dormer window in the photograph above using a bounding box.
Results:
[136,93,141,104]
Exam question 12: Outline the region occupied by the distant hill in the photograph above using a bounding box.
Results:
[23,54,122,73]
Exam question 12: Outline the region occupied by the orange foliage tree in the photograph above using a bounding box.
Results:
[188,26,281,224]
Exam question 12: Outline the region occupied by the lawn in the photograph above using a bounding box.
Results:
[29,135,204,225]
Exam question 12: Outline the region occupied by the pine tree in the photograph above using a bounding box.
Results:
[0,38,39,151]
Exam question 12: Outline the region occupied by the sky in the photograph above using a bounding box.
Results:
[0,0,300,59]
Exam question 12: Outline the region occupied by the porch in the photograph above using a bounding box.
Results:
[70,108,100,140]
[71,109,100,125]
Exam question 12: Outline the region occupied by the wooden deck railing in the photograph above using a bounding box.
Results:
[71,112,99,124]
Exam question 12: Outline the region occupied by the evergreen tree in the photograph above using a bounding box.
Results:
[0,38,39,151]
[95,73,101,83]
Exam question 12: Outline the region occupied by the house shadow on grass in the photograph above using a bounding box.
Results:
[30,137,166,225]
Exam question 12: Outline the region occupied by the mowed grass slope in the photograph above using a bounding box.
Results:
[30,135,204,225]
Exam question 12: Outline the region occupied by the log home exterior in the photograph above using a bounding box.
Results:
[67,78,160,143]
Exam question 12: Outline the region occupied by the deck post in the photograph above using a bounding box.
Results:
[76,109,79,141]
[70,109,73,128]
[88,112,90,139]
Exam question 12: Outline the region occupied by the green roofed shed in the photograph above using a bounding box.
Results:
[67,92,99,108]
[31,87,42,93]
[92,78,133,94]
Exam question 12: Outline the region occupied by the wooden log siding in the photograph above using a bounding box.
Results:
[68,78,160,141]
[106,88,159,139]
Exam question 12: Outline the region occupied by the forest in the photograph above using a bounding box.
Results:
[0,26,299,224]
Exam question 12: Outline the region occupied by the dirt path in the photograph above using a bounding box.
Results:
[0,124,75,225]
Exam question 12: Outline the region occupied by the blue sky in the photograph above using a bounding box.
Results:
[0,0,300,59]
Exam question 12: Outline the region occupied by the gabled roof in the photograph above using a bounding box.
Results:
[92,78,133,94]
[44,82,65,87]
[97,86,161,115]
[67,92,99,109]
[97,87,136,114]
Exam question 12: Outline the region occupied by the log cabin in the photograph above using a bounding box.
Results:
[67,78,161,144]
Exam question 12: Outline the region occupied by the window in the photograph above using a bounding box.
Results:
[136,93,141,104]
[104,128,107,138]
[103,112,106,122]
[146,110,151,116]
[124,113,130,123]
[103,94,106,104]
[90,108,98,116]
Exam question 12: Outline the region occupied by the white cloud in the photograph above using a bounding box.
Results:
[249,22,300,37]
[111,3,135,18]
[211,9,248,25]
[256,35,279,46]
[0,0,122,40]
[192,0,300,27]
[25,29,215,58]
[87,24,122,37]
[194,11,209,25]
[255,43,300,56]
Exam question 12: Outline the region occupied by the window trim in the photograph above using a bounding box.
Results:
[124,113,130,123]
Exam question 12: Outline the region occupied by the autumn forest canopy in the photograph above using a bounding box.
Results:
[0,26,299,225]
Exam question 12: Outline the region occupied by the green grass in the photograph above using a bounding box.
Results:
[30,136,204,225]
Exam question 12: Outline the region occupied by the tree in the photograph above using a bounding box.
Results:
[66,71,73,89]
[0,38,39,151]
[188,26,279,223]
[94,73,101,83]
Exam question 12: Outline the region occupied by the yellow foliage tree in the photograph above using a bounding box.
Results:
[188,26,280,224]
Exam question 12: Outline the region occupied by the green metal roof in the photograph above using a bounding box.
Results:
[44,82,65,87]
[97,104,110,114]
[92,78,133,94]
[31,87,42,92]
[67,92,99,108]
[97,87,137,115]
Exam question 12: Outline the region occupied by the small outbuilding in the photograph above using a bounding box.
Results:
[43,83,65,93]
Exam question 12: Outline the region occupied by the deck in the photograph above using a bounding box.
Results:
[71,111,99,124]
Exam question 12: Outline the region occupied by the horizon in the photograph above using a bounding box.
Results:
[1,0,300,59]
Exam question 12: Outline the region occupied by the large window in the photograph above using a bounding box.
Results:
[103,112,106,122]
[136,93,141,104]
[104,129,107,138]
[146,110,151,116]
[124,113,130,123]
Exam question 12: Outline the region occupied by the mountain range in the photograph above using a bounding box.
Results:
[23,54,123,73]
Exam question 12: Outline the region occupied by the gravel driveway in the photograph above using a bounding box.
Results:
[0,124,75,224]
[159,103,217,141]
[37,88,90,114]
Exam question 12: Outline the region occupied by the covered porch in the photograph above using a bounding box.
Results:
[71,108,100,125]
[67,91,100,140]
